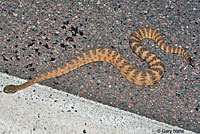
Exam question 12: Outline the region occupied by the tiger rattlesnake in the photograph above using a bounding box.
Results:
[4,28,194,94]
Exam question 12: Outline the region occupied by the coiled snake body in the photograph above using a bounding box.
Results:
[4,28,194,93]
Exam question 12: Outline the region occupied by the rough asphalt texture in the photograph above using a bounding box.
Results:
[0,0,199,133]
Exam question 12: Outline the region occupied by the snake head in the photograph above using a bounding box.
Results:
[3,85,18,94]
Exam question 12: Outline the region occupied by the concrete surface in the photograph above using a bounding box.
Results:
[0,73,196,134]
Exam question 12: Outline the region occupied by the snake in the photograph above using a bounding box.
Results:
[3,28,194,94]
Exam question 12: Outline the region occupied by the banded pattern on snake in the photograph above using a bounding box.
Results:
[4,28,194,94]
